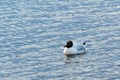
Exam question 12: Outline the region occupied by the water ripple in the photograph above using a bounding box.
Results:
[0,0,120,80]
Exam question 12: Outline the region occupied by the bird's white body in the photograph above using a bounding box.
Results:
[64,42,85,55]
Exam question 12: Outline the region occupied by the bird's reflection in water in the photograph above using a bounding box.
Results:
[64,53,86,64]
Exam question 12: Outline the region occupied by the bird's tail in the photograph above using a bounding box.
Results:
[83,41,86,45]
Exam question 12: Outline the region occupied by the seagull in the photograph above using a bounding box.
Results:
[64,40,86,55]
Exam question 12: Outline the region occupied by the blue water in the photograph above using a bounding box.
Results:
[0,0,120,80]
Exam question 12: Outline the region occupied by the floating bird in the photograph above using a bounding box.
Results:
[64,40,86,55]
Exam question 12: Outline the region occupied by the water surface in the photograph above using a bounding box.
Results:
[0,0,120,80]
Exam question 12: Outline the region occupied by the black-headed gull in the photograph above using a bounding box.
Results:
[64,40,86,55]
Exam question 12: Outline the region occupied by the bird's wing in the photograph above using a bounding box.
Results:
[74,43,85,51]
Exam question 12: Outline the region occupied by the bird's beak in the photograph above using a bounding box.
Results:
[64,45,66,47]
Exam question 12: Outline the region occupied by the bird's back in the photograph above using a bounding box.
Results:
[73,43,85,51]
